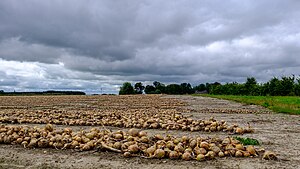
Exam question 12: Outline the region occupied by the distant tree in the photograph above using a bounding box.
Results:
[295,78,300,96]
[268,77,282,96]
[260,82,270,96]
[245,77,258,95]
[144,85,156,94]
[153,81,166,93]
[194,84,206,92]
[153,81,161,88]
[0,90,4,93]
[207,82,221,94]
[245,77,257,87]
[134,82,145,94]
[166,84,182,94]
[180,83,193,94]
[119,82,134,95]
[281,76,295,96]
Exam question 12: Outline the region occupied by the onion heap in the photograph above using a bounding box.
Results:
[0,124,270,161]
[0,110,253,134]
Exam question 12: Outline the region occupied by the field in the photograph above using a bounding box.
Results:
[197,94,300,115]
[0,95,299,169]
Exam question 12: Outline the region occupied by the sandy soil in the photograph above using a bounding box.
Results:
[1,95,300,169]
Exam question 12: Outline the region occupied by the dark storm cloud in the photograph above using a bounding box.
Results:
[0,0,300,93]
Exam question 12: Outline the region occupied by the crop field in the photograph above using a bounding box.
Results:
[0,95,299,169]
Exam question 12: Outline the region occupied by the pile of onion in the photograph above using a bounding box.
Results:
[0,124,269,161]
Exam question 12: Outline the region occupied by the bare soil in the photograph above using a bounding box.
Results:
[1,95,300,169]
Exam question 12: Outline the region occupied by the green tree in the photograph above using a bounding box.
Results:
[144,85,156,94]
[153,81,166,93]
[260,82,270,96]
[281,76,295,96]
[194,84,206,92]
[134,82,145,94]
[180,83,193,94]
[166,84,181,94]
[119,82,134,95]
[245,77,258,95]
[295,78,300,96]
[269,77,282,96]
[207,82,221,94]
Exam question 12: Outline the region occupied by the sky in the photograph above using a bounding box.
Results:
[0,0,300,94]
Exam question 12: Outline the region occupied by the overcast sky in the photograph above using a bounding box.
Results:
[0,0,300,94]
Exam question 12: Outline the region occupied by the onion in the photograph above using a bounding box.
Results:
[210,145,221,154]
[235,127,244,134]
[235,144,244,150]
[128,144,139,153]
[112,142,122,150]
[166,141,175,150]
[44,124,53,132]
[218,151,225,157]
[146,146,156,156]
[173,138,180,144]
[189,139,197,148]
[28,138,37,148]
[138,131,147,137]
[139,136,149,143]
[123,152,131,158]
[85,132,95,140]
[225,144,234,150]
[154,134,164,140]
[154,149,165,159]
[222,138,231,145]
[181,136,188,142]
[128,128,139,137]
[193,146,201,155]
[235,150,243,157]
[246,145,257,156]
[182,152,192,161]
[71,140,79,148]
[114,133,123,140]
[262,151,277,160]
[16,138,23,144]
[169,151,180,159]
[200,141,209,150]
[196,154,205,161]
[174,144,184,153]
[205,151,215,159]
[243,151,250,157]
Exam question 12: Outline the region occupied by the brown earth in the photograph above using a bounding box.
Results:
[1,95,300,169]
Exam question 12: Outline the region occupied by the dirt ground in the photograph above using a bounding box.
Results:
[1,95,300,169]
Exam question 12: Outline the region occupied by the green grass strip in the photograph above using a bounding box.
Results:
[193,94,300,115]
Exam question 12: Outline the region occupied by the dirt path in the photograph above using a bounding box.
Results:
[1,95,300,169]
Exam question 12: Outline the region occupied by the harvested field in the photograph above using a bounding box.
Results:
[0,95,299,169]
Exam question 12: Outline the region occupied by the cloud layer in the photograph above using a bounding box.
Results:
[0,0,300,93]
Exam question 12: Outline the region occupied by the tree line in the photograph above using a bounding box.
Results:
[119,75,300,96]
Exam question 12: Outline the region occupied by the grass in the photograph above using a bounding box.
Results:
[234,137,260,145]
[193,94,300,115]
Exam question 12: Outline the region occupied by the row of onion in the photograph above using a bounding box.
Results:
[0,124,275,161]
[0,110,253,134]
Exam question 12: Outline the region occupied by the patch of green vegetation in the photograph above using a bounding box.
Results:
[194,94,300,115]
[234,136,260,145]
